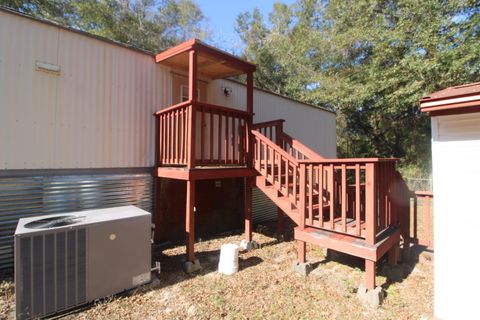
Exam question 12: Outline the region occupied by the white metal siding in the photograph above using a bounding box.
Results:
[0,12,171,169]
[209,79,337,158]
[431,113,480,320]
[1,10,336,170]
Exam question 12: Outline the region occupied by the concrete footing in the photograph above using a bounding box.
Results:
[183,259,202,273]
[292,261,312,276]
[357,284,385,307]
[239,239,259,251]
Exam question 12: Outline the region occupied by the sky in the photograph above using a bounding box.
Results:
[195,0,296,54]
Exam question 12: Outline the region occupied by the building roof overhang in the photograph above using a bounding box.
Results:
[155,38,256,79]
[420,82,480,116]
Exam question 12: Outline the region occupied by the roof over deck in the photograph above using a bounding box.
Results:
[420,82,480,116]
[155,38,256,79]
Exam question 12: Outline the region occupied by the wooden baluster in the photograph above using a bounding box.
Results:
[293,163,297,205]
[176,109,180,164]
[270,149,275,182]
[318,164,323,227]
[218,112,222,162]
[200,107,204,164]
[166,112,171,164]
[308,164,313,226]
[341,164,347,232]
[184,108,189,164]
[187,104,196,168]
[155,116,160,166]
[355,164,361,236]
[210,109,214,163]
[231,115,235,164]
[277,151,282,189]
[299,164,306,229]
[225,115,229,164]
[378,162,385,230]
[286,160,290,198]
[255,135,260,170]
[329,164,334,230]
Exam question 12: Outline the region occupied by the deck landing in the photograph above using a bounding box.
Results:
[154,166,257,180]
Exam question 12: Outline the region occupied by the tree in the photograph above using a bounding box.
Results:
[236,0,480,172]
[0,0,208,52]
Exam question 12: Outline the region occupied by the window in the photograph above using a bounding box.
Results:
[180,85,200,102]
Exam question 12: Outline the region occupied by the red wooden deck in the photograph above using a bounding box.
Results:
[153,39,414,291]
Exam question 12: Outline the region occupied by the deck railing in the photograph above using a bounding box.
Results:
[154,101,252,168]
[252,129,411,244]
[412,191,434,248]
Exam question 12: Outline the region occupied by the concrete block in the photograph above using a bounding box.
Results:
[183,259,202,273]
[357,283,385,307]
[239,239,259,251]
[292,261,312,276]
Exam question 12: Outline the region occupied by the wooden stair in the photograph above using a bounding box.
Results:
[255,175,301,225]
[251,120,411,290]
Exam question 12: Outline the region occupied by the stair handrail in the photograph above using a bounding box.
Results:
[251,129,301,166]
[280,132,324,161]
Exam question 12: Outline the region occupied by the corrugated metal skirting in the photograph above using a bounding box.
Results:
[252,187,277,224]
[0,172,153,271]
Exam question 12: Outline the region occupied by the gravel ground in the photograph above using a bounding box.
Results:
[0,226,433,320]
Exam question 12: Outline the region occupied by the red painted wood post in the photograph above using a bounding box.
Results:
[297,240,306,264]
[365,163,377,245]
[318,164,324,227]
[425,195,432,247]
[308,164,313,226]
[246,72,254,168]
[244,177,253,242]
[155,115,160,166]
[388,243,399,266]
[299,163,306,229]
[341,164,347,232]
[365,260,376,290]
[355,164,361,236]
[277,207,285,235]
[186,180,196,262]
[328,164,334,230]
[276,121,283,146]
[187,49,197,168]
[364,162,377,290]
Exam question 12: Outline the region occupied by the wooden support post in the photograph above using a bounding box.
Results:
[277,207,285,234]
[425,195,432,247]
[244,177,253,242]
[246,72,254,168]
[186,180,196,262]
[365,259,376,290]
[388,243,399,266]
[187,49,197,168]
[365,163,377,245]
[297,240,306,264]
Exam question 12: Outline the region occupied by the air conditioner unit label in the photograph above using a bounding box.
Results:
[132,272,151,286]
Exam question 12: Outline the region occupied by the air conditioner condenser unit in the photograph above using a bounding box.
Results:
[14,206,152,319]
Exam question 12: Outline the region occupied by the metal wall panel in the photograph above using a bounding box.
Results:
[209,79,337,158]
[0,11,172,170]
[0,170,153,271]
[252,187,277,224]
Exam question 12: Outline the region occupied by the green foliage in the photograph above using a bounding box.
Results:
[0,0,208,51]
[236,0,480,173]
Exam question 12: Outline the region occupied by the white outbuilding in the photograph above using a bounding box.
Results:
[420,82,480,320]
